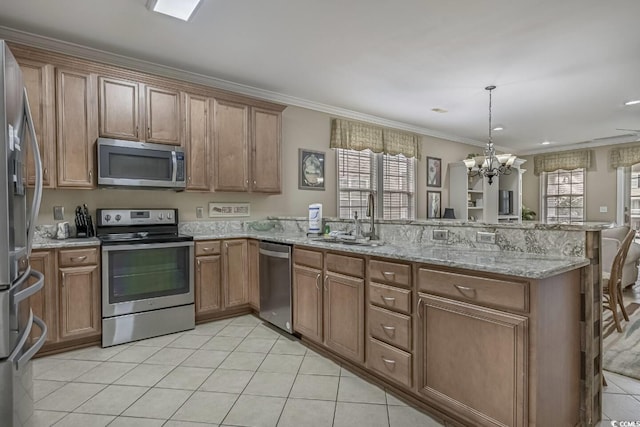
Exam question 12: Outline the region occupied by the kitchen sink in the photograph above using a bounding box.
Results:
[310,237,384,247]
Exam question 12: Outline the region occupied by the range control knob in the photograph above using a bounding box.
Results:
[104,214,111,222]
[115,215,121,222]
[158,213,164,220]
[167,212,173,220]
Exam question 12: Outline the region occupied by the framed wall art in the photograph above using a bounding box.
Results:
[427,156,442,187]
[427,190,441,219]
[299,149,325,190]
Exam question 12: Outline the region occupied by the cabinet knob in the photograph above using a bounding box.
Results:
[253,180,256,185]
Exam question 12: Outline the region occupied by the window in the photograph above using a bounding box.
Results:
[337,148,415,220]
[543,169,585,223]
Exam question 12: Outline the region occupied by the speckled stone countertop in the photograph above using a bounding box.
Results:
[189,231,590,280]
[32,236,101,249]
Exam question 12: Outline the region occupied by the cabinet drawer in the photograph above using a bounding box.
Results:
[195,241,221,256]
[58,247,98,267]
[367,337,412,388]
[369,283,411,314]
[369,260,411,287]
[418,268,528,312]
[294,248,323,269]
[368,305,411,351]
[326,253,364,278]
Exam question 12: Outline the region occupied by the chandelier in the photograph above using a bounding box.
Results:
[463,85,516,185]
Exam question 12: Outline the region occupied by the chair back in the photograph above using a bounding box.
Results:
[608,230,635,289]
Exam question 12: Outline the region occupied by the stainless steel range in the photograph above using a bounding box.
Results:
[97,209,194,347]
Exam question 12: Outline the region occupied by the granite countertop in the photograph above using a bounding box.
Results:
[33,236,101,249]
[189,231,590,280]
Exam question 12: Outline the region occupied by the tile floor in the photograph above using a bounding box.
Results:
[31,313,640,427]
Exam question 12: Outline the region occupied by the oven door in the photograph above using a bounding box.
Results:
[101,241,194,317]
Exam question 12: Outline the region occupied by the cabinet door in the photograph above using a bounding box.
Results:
[184,93,210,190]
[212,99,249,191]
[293,265,323,343]
[28,251,57,347]
[195,255,222,315]
[98,77,140,140]
[324,272,365,363]
[417,293,527,427]
[20,59,56,188]
[58,264,101,340]
[251,107,281,193]
[248,240,260,310]
[56,68,98,188]
[223,240,249,308]
[145,85,181,145]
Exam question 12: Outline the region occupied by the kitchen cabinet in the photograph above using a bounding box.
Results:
[19,59,56,188]
[184,93,211,190]
[195,255,222,315]
[248,239,260,310]
[212,98,250,191]
[57,247,101,341]
[416,293,527,427]
[27,251,57,345]
[251,107,282,193]
[56,68,98,188]
[223,239,249,307]
[293,264,323,343]
[98,76,181,145]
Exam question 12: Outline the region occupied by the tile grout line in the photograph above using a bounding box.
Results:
[273,336,308,426]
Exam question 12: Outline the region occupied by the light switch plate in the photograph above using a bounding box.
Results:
[476,231,496,244]
[599,206,608,213]
[433,230,448,241]
[53,206,64,220]
[196,207,204,219]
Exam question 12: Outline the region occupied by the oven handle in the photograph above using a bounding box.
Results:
[101,240,194,252]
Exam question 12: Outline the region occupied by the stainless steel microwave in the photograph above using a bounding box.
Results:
[97,138,186,190]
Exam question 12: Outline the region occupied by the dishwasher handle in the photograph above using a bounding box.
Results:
[259,248,291,259]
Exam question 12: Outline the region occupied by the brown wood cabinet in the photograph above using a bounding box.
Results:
[223,240,249,307]
[248,239,260,310]
[184,93,211,190]
[28,251,57,345]
[251,107,281,193]
[293,264,323,343]
[416,293,527,427]
[195,255,222,316]
[19,59,56,188]
[98,76,181,146]
[324,271,365,363]
[212,99,250,191]
[56,68,98,188]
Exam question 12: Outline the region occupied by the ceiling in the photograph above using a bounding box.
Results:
[1,0,639,153]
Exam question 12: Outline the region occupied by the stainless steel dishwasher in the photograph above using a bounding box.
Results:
[259,241,293,333]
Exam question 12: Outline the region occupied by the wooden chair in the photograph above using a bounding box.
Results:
[603,229,634,332]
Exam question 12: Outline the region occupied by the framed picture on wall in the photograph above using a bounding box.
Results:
[427,156,442,187]
[299,149,325,190]
[427,191,441,219]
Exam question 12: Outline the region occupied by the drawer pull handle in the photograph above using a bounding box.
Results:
[454,284,477,297]
[70,256,87,262]
[382,271,395,278]
[381,324,396,337]
[380,295,396,305]
[202,247,213,251]
[381,356,396,369]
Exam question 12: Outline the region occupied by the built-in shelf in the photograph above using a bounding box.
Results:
[468,207,484,210]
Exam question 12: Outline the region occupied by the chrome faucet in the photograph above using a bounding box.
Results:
[364,192,378,240]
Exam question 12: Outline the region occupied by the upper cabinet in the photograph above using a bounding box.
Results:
[251,107,282,193]
[212,98,250,192]
[98,76,181,145]
[19,59,56,188]
[56,68,98,188]
[184,93,210,191]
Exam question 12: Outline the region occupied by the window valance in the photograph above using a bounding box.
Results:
[330,118,421,159]
[609,143,640,168]
[533,149,592,176]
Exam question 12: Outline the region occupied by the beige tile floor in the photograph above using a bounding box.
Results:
[31,313,640,427]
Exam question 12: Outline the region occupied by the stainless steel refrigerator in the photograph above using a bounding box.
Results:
[0,40,46,427]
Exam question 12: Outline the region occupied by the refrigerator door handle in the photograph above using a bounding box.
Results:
[13,269,44,305]
[8,310,48,370]
[23,87,43,257]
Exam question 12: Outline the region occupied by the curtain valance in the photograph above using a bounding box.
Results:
[609,143,640,168]
[533,149,592,176]
[330,118,421,159]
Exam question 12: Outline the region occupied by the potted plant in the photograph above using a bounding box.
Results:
[522,205,537,221]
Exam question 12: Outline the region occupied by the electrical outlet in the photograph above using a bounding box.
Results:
[196,207,204,219]
[53,206,64,220]
[476,231,496,244]
[599,206,608,213]
[432,230,448,241]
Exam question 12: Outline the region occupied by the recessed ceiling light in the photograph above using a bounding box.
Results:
[147,0,202,21]
[492,126,504,131]
[431,108,448,113]
[541,141,551,145]
[625,100,640,106]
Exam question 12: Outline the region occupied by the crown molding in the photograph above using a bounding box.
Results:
[0,25,491,150]
[518,134,640,156]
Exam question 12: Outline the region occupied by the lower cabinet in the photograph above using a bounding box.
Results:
[324,271,365,363]
[29,246,101,355]
[416,293,527,427]
[195,239,250,320]
[292,264,323,343]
